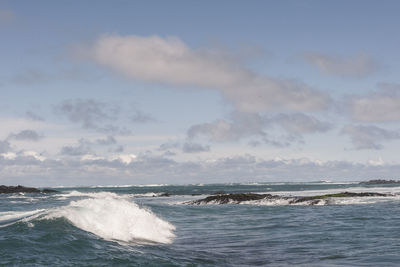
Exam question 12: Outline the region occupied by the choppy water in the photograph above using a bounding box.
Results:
[2,182,400,266]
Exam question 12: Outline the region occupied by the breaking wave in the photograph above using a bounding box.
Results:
[1,192,176,244]
[46,196,175,244]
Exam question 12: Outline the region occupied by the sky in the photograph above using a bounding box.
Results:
[1,0,400,186]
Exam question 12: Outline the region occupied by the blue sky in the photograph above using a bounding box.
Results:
[1,0,400,186]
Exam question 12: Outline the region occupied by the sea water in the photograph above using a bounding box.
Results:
[1,182,400,266]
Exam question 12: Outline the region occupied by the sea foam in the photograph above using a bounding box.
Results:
[46,193,176,244]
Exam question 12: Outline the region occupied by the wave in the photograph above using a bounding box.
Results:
[45,196,175,244]
[53,184,171,189]
[1,193,176,244]
[56,191,127,200]
[56,191,168,200]
[0,209,46,228]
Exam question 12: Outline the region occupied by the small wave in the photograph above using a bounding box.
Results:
[88,184,170,188]
[0,209,46,228]
[130,184,170,187]
[45,194,175,244]
[56,191,129,200]
[131,192,167,197]
[57,191,169,200]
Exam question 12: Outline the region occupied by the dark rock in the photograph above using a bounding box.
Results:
[0,185,58,194]
[212,191,226,195]
[359,179,400,185]
[189,193,282,205]
[41,188,59,193]
[159,193,171,197]
[187,191,391,205]
[290,192,390,204]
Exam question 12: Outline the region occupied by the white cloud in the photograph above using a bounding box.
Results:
[0,117,49,139]
[60,139,92,156]
[0,152,16,160]
[182,142,210,153]
[158,141,210,154]
[349,83,400,122]
[84,34,330,113]
[55,99,131,134]
[0,140,11,153]
[26,111,44,121]
[22,151,46,161]
[188,119,252,142]
[271,113,332,135]
[341,124,400,150]
[81,154,105,161]
[96,135,117,145]
[109,154,137,164]
[8,129,44,142]
[187,112,331,145]
[304,52,377,77]
[188,112,268,142]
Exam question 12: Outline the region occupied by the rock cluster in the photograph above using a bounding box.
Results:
[359,179,400,185]
[0,185,58,194]
[188,192,391,205]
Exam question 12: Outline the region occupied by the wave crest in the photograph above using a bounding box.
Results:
[45,195,175,244]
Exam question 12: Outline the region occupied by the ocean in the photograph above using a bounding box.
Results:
[1,182,400,266]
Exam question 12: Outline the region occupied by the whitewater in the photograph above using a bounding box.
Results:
[1,182,400,266]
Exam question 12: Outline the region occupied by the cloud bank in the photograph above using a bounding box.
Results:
[0,153,398,186]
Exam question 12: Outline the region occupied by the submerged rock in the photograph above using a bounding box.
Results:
[188,191,391,205]
[0,185,58,194]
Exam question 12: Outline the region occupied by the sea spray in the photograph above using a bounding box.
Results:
[45,194,176,244]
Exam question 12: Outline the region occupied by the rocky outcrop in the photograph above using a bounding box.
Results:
[187,192,391,205]
[289,192,390,204]
[359,179,400,185]
[188,193,286,205]
[0,185,58,194]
